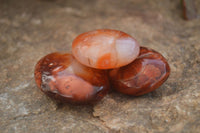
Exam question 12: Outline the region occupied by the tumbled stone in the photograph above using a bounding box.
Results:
[34,53,109,104]
[72,29,140,69]
[109,47,170,96]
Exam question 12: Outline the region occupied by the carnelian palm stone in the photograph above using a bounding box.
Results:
[109,47,170,96]
[72,29,140,69]
[34,53,109,104]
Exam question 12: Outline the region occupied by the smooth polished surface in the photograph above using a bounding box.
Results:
[72,29,140,69]
[109,47,170,96]
[34,53,109,104]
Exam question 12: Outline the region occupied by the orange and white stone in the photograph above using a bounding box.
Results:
[72,29,140,69]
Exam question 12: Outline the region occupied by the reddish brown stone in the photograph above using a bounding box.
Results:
[34,53,109,104]
[109,47,170,96]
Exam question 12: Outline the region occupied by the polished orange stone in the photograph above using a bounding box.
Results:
[34,53,109,104]
[109,47,170,96]
[72,29,140,69]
